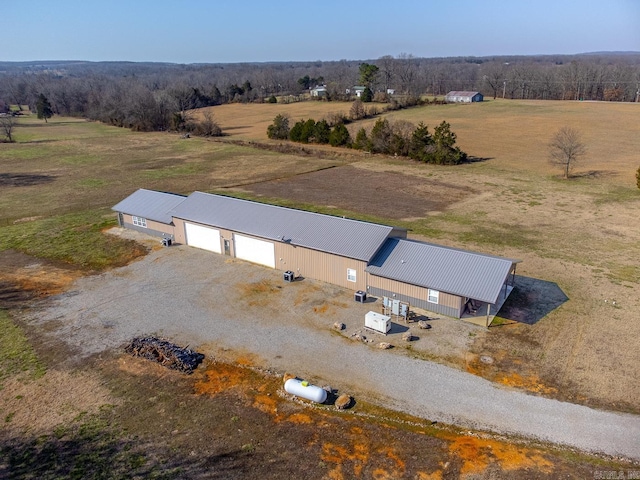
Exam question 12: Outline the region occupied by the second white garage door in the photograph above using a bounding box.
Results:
[234,234,275,268]
[185,223,221,253]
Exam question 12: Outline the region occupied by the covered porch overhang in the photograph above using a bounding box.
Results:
[460,261,519,327]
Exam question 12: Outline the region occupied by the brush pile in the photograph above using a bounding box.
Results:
[125,336,204,374]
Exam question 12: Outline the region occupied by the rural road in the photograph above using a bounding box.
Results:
[30,242,640,461]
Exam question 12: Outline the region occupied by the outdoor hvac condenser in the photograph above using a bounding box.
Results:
[365,311,391,334]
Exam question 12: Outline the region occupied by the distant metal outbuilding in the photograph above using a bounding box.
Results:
[445,91,484,103]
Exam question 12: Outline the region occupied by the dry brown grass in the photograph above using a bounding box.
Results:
[206,99,640,412]
[0,116,342,222]
[205,99,639,186]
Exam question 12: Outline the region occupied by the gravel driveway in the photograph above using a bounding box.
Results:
[29,238,640,461]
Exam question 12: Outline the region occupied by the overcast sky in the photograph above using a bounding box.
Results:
[4,0,639,63]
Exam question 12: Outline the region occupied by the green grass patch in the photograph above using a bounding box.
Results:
[0,210,148,270]
[76,178,108,188]
[606,265,640,284]
[0,408,166,479]
[457,223,539,250]
[142,162,204,179]
[0,310,46,386]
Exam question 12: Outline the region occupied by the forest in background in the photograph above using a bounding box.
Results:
[1,52,639,132]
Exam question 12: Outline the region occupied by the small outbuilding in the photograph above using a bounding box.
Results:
[445,91,484,103]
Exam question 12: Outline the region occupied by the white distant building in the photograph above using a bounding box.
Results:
[445,91,483,103]
[310,85,327,97]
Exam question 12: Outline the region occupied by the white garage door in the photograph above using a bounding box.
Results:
[234,234,275,268]
[185,223,221,253]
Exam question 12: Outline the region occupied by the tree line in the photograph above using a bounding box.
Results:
[1,53,638,132]
[267,112,467,165]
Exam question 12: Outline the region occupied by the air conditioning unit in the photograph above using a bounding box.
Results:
[283,270,295,282]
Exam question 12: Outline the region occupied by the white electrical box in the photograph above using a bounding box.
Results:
[365,311,391,334]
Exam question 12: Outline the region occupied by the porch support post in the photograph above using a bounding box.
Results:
[486,303,491,327]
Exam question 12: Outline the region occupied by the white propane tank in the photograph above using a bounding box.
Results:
[284,378,327,404]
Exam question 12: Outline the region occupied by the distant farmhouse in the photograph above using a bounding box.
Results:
[113,189,519,326]
[445,91,484,103]
[346,86,366,97]
[310,85,327,97]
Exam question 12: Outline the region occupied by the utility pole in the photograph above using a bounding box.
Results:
[502,81,506,99]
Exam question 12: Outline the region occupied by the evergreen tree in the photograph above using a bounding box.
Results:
[313,119,331,144]
[409,122,434,162]
[266,114,290,139]
[36,93,53,122]
[352,127,370,151]
[329,123,351,147]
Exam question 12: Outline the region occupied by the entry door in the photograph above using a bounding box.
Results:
[223,239,231,256]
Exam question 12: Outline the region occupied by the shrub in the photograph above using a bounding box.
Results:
[329,123,351,147]
[267,95,277,104]
[369,118,392,154]
[313,119,331,144]
[349,100,366,121]
[373,92,388,103]
[267,114,290,140]
[300,119,316,143]
[326,111,349,127]
[352,128,370,151]
[194,111,222,136]
[289,119,305,142]
[361,87,373,102]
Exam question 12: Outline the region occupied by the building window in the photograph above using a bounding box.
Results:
[347,268,356,283]
[428,289,439,304]
[132,216,147,228]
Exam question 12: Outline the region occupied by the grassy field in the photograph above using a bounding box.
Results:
[1,102,639,476]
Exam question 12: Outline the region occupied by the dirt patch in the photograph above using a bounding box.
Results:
[447,434,554,476]
[466,351,558,396]
[0,250,82,309]
[0,369,116,436]
[0,173,56,187]
[239,164,474,219]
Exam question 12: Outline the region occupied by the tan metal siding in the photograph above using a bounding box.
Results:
[367,274,463,316]
[275,243,367,291]
[121,214,174,237]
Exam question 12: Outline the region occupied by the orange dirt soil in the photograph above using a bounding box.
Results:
[191,359,565,478]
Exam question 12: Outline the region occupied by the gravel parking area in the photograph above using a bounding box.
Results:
[27,230,640,461]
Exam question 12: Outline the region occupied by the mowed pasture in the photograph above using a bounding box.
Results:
[206,98,639,185]
[0,102,639,475]
[1,102,639,414]
[0,117,342,222]
[209,99,640,412]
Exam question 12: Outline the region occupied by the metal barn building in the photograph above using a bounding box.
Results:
[445,91,484,103]
[113,189,518,324]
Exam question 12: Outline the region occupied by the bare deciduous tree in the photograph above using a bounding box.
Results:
[548,127,586,179]
[0,115,17,142]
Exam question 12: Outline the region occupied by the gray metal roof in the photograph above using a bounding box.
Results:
[170,192,395,262]
[445,91,481,97]
[112,189,187,225]
[366,238,516,304]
